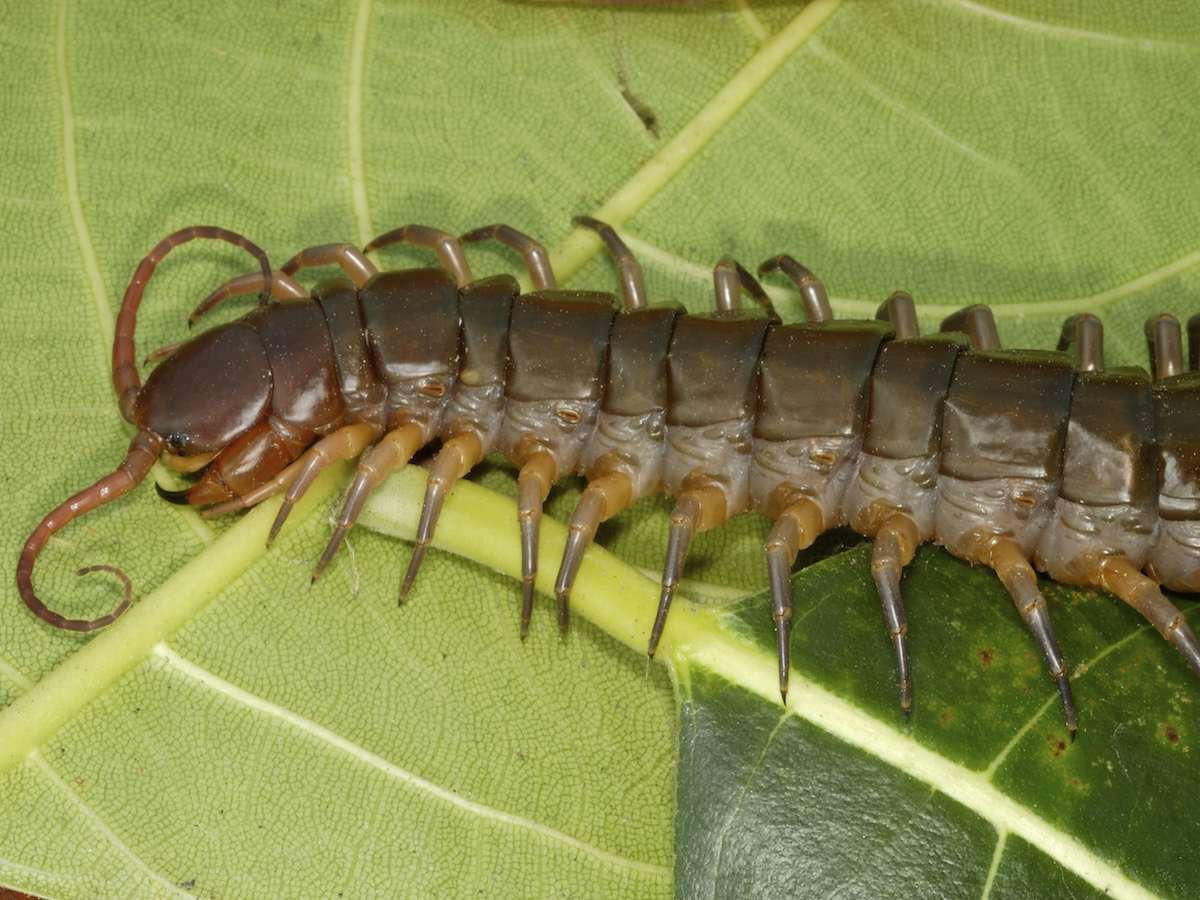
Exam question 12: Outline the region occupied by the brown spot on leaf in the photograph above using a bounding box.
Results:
[977,647,993,669]
[1047,734,1068,758]
[940,708,954,726]
[1167,726,1179,744]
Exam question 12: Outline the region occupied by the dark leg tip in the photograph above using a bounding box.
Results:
[155,483,192,505]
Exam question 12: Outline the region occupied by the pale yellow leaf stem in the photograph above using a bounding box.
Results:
[546,0,844,284]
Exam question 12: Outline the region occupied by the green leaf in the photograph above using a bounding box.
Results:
[2,2,1199,898]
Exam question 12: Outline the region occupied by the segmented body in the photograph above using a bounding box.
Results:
[16,223,1200,738]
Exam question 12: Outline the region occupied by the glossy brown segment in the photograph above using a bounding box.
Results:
[313,277,387,431]
[504,293,617,403]
[666,311,771,427]
[602,306,678,416]
[246,300,344,433]
[395,275,518,602]
[1151,372,1200,520]
[934,349,1079,734]
[754,322,889,442]
[134,323,272,456]
[1057,369,1157,508]
[860,336,964,460]
[359,268,461,418]
[938,351,1076,484]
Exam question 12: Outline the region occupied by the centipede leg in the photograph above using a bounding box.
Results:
[986,536,1077,738]
[517,451,559,637]
[878,291,920,339]
[1146,314,1184,379]
[1057,313,1104,372]
[763,497,824,703]
[313,422,427,578]
[1100,557,1200,678]
[651,483,728,658]
[757,255,832,322]
[205,422,378,528]
[364,225,474,287]
[554,470,634,631]
[398,432,485,603]
[281,243,379,288]
[460,224,556,290]
[188,270,310,324]
[572,217,646,310]
[871,513,920,716]
[941,305,1000,351]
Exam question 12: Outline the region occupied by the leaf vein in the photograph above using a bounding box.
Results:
[348,0,374,246]
[33,748,196,898]
[55,0,111,351]
[155,644,672,878]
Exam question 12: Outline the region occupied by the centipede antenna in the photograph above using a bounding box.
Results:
[1145,314,1184,380]
[113,226,271,424]
[941,305,1000,351]
[1057,313,1105,373]
[876,292,920,340]
[363,226,472,287]
[460,224,555,291]
[573,216,647,311]
[17,430,162,631]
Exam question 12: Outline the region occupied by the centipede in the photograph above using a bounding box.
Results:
[16,220,1200,739]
